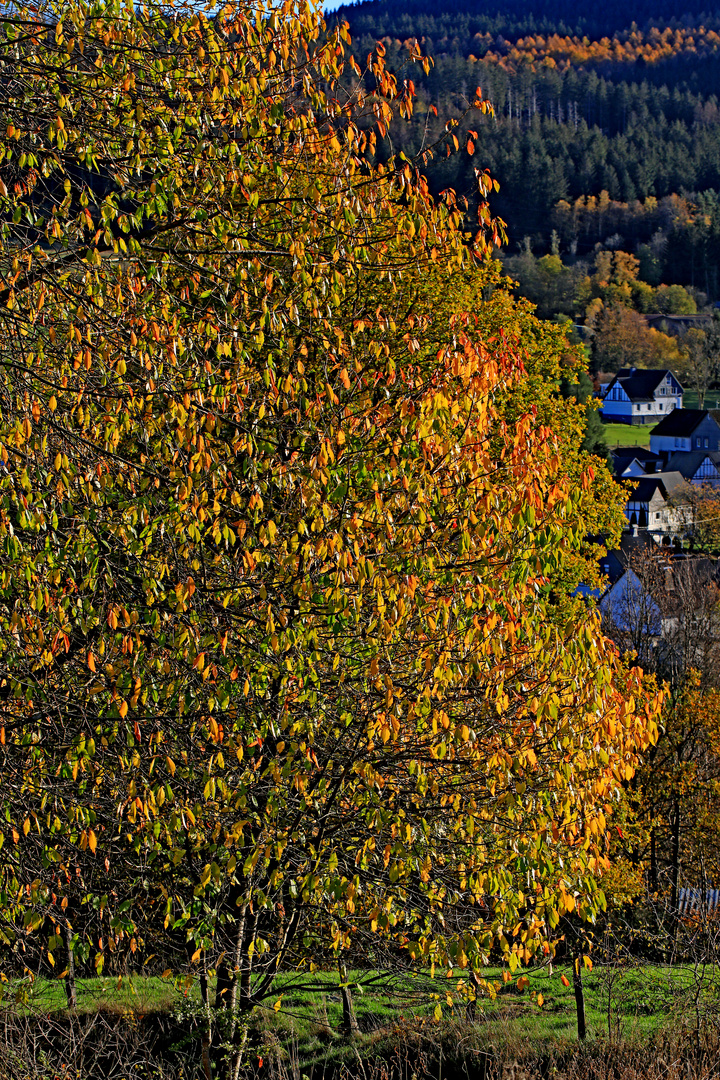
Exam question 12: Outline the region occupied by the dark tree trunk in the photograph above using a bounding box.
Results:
[573,944,587,1042]
[670,797,681,954]
[339,960,359,1037]
[64,927,77,1010]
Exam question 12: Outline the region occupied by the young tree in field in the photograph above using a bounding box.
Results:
[0,0,660,1074]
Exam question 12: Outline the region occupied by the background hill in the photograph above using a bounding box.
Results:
[329,0,720,307]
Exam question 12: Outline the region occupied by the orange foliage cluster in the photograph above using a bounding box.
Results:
[468,25,720,73]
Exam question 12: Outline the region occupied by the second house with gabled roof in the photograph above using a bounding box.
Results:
[624,472,690,537]
[601,367,683,425]
[649,409,720,457]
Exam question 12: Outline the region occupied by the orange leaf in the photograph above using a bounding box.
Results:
[561,974,570,987]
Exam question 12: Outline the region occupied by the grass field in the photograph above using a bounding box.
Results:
[14,962,715,1067]
[601,422,652,448]
[682,390,720,410]
[253,963,719,1064]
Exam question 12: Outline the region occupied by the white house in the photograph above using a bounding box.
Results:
[601,368,683,426]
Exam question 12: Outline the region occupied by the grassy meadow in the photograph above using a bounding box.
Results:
[7,961,718,1073]
[601,422,652,448]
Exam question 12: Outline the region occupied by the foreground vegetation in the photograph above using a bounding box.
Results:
[1,961,720,1078]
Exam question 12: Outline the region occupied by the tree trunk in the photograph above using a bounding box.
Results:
[670,797,681,955]
[339,959,359,1037]
[64,927,77,1010]
[199,958,213,1080]
[239,909,257,1013]
[573,945,587,1042]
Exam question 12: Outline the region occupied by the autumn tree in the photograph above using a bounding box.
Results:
[589,302,680,373]
[0,1,661,1074]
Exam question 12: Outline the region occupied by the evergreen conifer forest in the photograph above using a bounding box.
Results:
[332,0,720,298]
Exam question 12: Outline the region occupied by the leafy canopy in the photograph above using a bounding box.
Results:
[0,0,660,1028]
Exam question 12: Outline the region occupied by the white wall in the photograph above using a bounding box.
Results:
[651,434,691,453]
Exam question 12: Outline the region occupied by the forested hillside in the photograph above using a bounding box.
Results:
[330,0,720,297]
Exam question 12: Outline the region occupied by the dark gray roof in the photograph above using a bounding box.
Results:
[651,409,716,437]
[612,448,664,476]
[627,471,687,502]
[628,477,668,502]
[609,368,682,403]
[613,447,664,464]
[664,450,720,479]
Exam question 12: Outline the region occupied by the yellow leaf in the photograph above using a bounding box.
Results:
[47,951,55,967]
[166,756,176,776]
[22,818,30,837]
[191,949,202,963]
[118,700,128,719]
[273,997,283,1012]
[537,993,544,1006]
[433,1004,442,1021]
[88,829,97,854]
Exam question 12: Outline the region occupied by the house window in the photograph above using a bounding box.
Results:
[705,438,709,448]
[647,403,651,411]
[696,437,702,448]
[659,404,664,410]
[675,438,681,448]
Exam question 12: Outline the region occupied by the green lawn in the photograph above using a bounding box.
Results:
[682,389,720,410]
[250,962,720,1068]
[6,962,718,1069]
[601,422,652,448]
